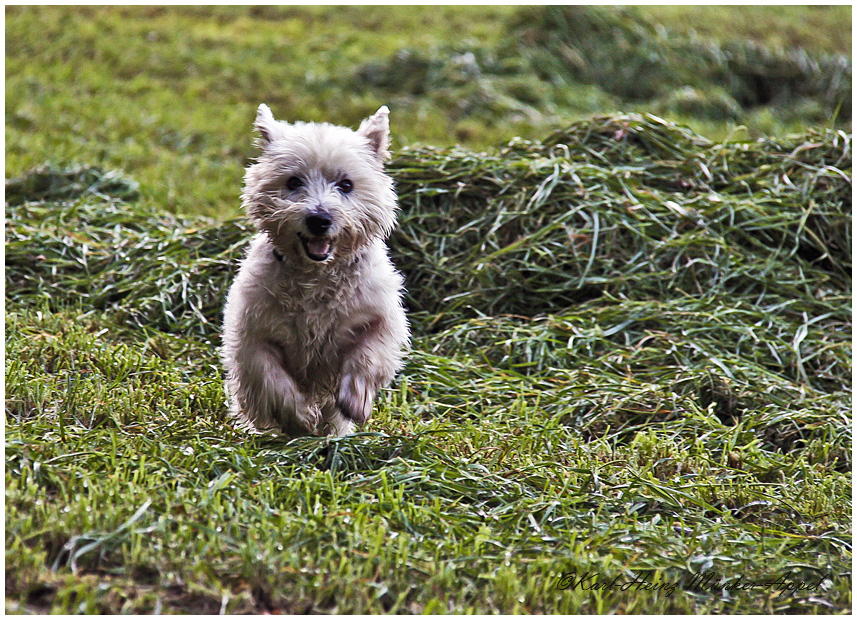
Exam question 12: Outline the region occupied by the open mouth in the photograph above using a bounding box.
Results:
[298,233,333,262]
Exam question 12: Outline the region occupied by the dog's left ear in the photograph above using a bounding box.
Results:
[358,106,391,162]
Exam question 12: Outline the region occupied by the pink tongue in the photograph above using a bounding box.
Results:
[307,238,331,257]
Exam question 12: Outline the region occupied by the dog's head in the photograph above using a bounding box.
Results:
[242,104,397,266]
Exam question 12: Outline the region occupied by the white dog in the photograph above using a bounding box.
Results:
[221,104,410,437]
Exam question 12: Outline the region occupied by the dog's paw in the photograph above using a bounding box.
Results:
[295,402,322,433]
[324,414,356,438]
[337,373,374,425]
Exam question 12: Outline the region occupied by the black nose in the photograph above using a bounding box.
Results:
[306,212,332,236]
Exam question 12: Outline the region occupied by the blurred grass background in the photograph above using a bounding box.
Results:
[5,5,851,216]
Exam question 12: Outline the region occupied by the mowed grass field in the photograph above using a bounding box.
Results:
[5,5,852,614]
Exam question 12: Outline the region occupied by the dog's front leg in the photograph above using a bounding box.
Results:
[228,339,321,434]
[337,369,374,426]
[336,316,404,427]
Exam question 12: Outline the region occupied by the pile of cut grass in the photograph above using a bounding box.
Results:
[6,164,251,343]
[8,115,850,334]
[391,115,849,326]
[5,115,852,613]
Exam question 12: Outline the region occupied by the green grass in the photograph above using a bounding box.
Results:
[643,6,852,55]
[5,302,852,613]
[5,5,853,615]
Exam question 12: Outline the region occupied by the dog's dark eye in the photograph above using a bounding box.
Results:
[337,179,354,194]
[286,176,304,191]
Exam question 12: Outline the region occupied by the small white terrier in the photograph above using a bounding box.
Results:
[221,104,410,436]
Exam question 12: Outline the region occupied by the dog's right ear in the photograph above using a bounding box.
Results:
[255,103,279,145]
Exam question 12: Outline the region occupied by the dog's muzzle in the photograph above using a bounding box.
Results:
[299,210,334,262]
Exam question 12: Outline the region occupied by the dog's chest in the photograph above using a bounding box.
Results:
[263,277,357,381]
